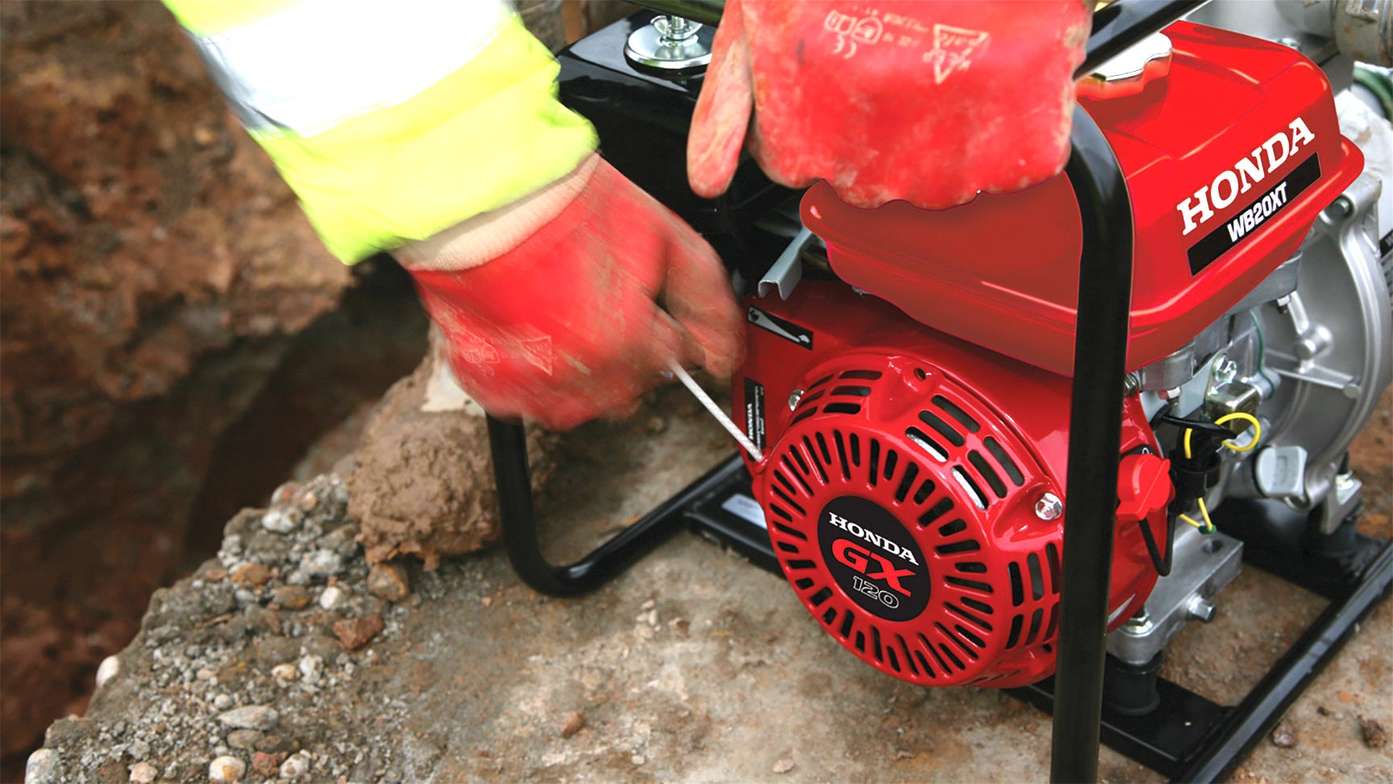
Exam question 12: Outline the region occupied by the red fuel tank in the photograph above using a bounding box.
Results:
[800,21,1364,376]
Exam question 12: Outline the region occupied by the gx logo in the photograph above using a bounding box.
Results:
[832,538,915,597]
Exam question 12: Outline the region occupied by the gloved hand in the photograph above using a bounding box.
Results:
[688,0,1091,209]
[397,154,743,430]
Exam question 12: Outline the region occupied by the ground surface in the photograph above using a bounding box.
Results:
[30,384,1391,783]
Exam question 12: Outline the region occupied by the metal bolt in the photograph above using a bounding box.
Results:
[1122,372,1141,395]
[1122,610,1153,634]
[1034,492,1063,521]
[653,15,701,45]
[787,388,804,411]
[1211,354,1238,386]
[1186,596,1216,623]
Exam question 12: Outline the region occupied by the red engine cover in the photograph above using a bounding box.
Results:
[738,282,1170,687]
[799,21,1364,375]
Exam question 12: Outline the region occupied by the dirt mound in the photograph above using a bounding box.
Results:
[350,337,558,568]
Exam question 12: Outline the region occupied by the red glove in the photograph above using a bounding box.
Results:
[399,155,743,430]
[688,0,1091,209]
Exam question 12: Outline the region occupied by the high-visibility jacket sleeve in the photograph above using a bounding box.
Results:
[164,0,598,263]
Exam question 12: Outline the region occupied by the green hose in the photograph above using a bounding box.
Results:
[1353,64,1393,121]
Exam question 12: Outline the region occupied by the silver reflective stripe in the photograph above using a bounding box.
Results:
[190,0,509,135]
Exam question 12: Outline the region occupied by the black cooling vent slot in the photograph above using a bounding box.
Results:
[1046,543,1061,593]
[905,427,949,462]
[894,462,921,503]
[1027,553,1046,601]
[968,451,1008,499]
[839,369,883,380]
[952,466,990,509]
[984,436,1025,486]
[946,576,991,593]
[1001,545,1060,650]
[832,430,851,480]
[935,539,980,555]
[932,395,981,433]
[918,410,966,447]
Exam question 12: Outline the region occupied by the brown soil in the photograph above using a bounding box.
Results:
[349,338,558,569]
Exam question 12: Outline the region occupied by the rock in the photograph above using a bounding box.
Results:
[298,655,323,684]
[301,549,344,578]
[208,755,246,783]
[251,635,300,667]
[260,508,299,534]
[271,585,312,610]
[271,663,298,682]
[95,655,120,688]
[1360,716,1387,749]
[773,757,796,774]
[279,750,311,780]
[367,563,410,602]
[25,748,58,784]
[217,705,279,731]
[243,605,282,635]
[318,585,346,610]
[349,341,558,568]
[227,729,261,751]
[333,614,384,651]
[250,752,285,779]
[128,761,158,783]
[299,635,342,661]
[1270,723,1297,748]
[229,563,271,588]
[254,734,293,754]
[560,711,586,739]
[244,531,292,564]
[321,526,359,558]
[201,583,238,617]
[212,694,233,711]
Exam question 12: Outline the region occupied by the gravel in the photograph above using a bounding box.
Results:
[26,474,418,783]
[217,706,278,732]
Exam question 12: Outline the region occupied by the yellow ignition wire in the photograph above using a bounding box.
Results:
[1177,412,1261,534]
[1182,411,1263,459]
[1179,497,1215,533]
[1214,411,1262,452]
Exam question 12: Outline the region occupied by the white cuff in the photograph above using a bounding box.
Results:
[395,154,600,271]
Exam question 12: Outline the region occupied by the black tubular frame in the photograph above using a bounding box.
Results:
[487,416,747,596]
[484,1,1390,782]
[1048,104,1135,784]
